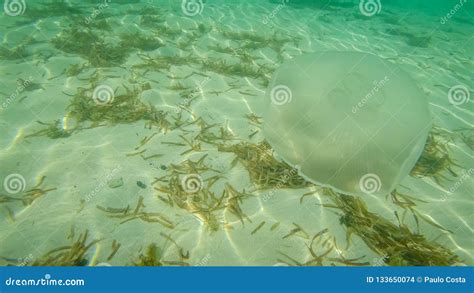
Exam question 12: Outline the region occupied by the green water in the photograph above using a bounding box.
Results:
[0,0,472,266]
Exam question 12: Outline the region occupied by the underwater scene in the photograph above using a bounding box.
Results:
[0,0,472,267]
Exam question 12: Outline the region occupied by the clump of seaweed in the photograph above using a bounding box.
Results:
[201,58,263,79]
[221,30,293,48]
[167,81,189,91]
[207,44,259,64]
[217,141,309,190]
[208,44,241,55]
[196,23,212,34]
[133,239,189,266]
[220,29,298,56]
[30,230,99,266]
[87,40,130,67]
[133,53,199,72]
[199,56,273,87]
[154,24,183,39]
[127,6,166,17]
[0,44,28,60]
[85,19,113,31]
[51,27,129,67]
[153,155,227,232]
[24,120,72,139]
[219,140,461,266]
[245,113,263,125]
[120,32,162,51]
[52,27,98,53]
[27,83,173,139]
[224,183,253,225]
[133,244,165,266]
[26,1,84,20]
[96,196,175,229]
[140,15,166,27]
[389,190,453,234]
[194,120,236,145]
[67,85,155,125]
[410,133,460,184]
[67,15,113,31]
[134,243,163,267]
[176,38,196,50]
[278,228,369,266]
[322,190,459,266]
[64,63,87,77]
[106,240,121,262]
[152,152,254,232]
[0,176,56,206]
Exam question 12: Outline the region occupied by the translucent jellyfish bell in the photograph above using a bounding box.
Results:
[262,52,431,196]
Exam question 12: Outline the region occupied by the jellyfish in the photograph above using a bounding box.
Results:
[262,51,431,196]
